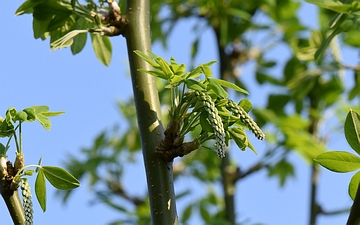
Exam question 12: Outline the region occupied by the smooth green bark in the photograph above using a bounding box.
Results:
[125,1,178,224]
[1,189,25,225]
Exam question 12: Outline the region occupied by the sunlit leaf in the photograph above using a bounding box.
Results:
[315,151,360,173]
[41,166,80,190]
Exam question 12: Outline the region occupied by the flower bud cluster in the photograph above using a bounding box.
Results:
[21,178,34,225]
[226,100,265,140]
[195,91,226,158]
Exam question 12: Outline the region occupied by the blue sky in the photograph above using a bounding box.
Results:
[1,1,357,225]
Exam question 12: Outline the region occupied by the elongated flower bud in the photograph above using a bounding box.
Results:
[226,100,265,140]
[21,178,34,225]
[195,91,226,158]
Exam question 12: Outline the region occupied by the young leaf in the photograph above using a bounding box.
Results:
[239,99,252,113]
[35,169,47,212]
[36,157,43,172]
[315,151,360,173]
[15,111,29,122]
[228,127,257,154]
[35,113,52,130]
[15,0,43,16]
[208,78,249,95]
[207,78,228,98]
[91,33,112,66]
[41,111,65,117]
[184,79,206,91]
[345,109,360,155]
[201,65,213,78]
[185,66,202,79]
[202,60,217,67]
[134,50,159,68]
[71,18,88,55]
[41,166,80,190]
[156,57,174,79]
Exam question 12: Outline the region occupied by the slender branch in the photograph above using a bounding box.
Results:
[309,164,320,225]
[217,39,236,224]
[124,0,178,224]
[221,154,235,225]
[308,99,320,225]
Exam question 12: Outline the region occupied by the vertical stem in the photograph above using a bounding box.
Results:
[1,188,25,225]
[125,1,178,224]
[221,155,235,225]
[217,36,236,224]
[309,164,319,225]
[308,101,320,225]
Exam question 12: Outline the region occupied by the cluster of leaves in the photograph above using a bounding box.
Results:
[315,109,360,200]
[306,0,360,62]
[15,0,122,65]
[0,106,80,223]
[135,50,264,158]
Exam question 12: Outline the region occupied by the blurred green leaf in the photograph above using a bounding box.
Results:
[283,128,326,163]
[305,0,356,13]
[199,201,211,222]
[181,204,193,223]
[239,99,252,113]
[348,71,360,100]
[268,159,295,186]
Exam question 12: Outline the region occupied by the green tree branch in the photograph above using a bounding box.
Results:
[124,0,178,224]
[1,189,25,225]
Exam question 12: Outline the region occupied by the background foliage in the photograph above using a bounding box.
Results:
[3,0,360,224]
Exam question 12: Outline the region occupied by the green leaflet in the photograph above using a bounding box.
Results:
[35,169,47,212]
[345,109,360,155]
[90,33,112,66]
[349,171,360,200]
[41,166,80,190]
[315,151,360,173]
